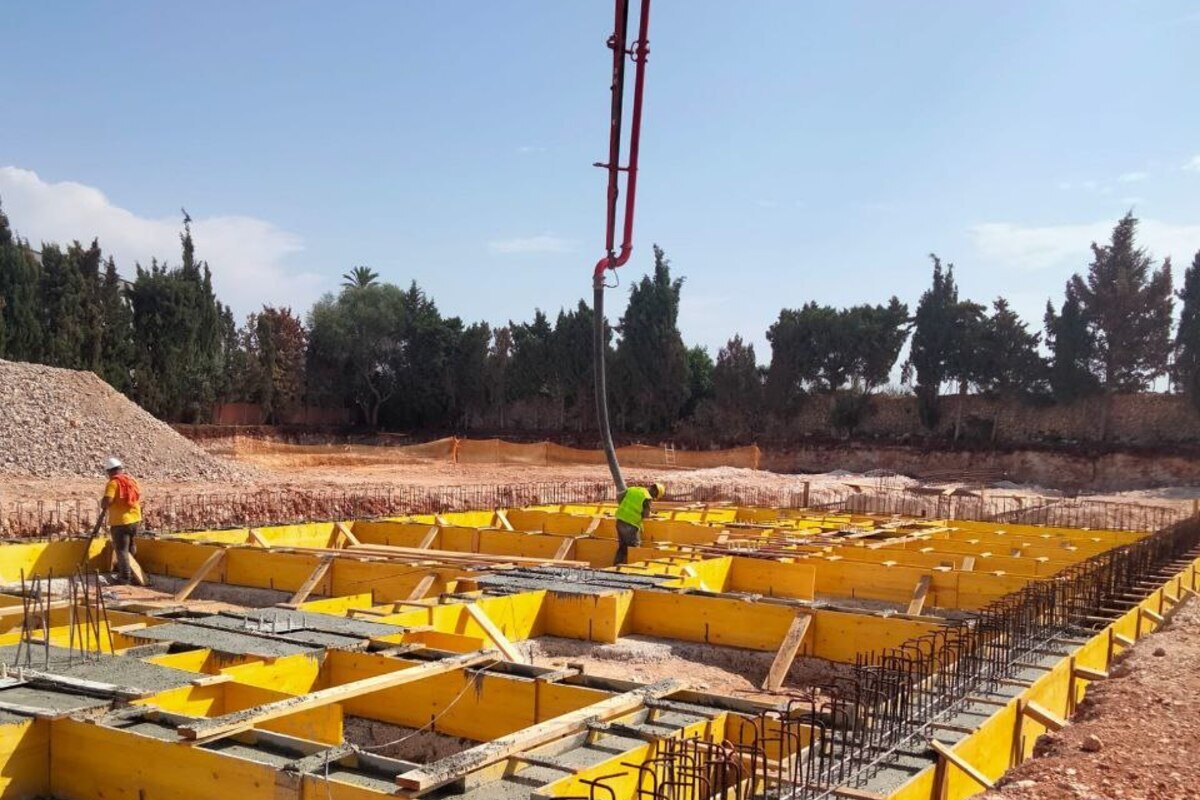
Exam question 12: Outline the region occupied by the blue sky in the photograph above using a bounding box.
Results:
[3,1,1199,366]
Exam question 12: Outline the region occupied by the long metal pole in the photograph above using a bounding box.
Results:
[592,0,651,495]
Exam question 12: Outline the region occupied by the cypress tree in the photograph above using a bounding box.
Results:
[1044,282,1099,402]
[1070,213,1173,390]
[1173,250,1200,407]
[904,255,961,427]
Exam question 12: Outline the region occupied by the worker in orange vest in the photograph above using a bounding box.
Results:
[99,457,142,584]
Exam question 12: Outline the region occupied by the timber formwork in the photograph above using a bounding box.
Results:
[0,502,1192,800]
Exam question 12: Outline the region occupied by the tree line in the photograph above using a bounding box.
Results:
[2,200,1200,439]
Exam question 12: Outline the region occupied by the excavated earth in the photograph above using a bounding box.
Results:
[980,598,1200,800]
[0,359,255,481]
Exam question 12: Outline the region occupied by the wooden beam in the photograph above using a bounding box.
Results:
[1072,665,1108,682]
[417,527,439,549]
[761,612,812,691]
[1141,607,1165,625]
[584,517,602,534]
[246,529,271,548]
[552,537,575,561]
[406,574,436,602]
[128,554,148,587]
[930,740,994,789]
[465,604,527,664]
[906,575,931,616]
[1113,632,1135,648]
[395,679,686,793]
[494,510,515,531]
[1020,699,1066,732]
[335,522,361,547]
[172,550,227,602]
[178,651,496,740]
[288,556,333,606]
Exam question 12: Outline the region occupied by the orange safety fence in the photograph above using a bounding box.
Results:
[399,437,761,470]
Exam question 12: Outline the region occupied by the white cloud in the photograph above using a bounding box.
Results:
[970,217,1200,271]
[0,166,324,320]
[1184,155,1200,172]
[487,233,575,255]
[1117,171,1148,183]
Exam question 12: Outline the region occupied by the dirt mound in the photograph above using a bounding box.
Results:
[0,360,254,481]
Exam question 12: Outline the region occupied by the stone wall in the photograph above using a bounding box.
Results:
[770,393,1200,446]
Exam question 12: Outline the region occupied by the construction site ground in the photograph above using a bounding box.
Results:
[5,440,1197,520]
[3,385,1200,800]
[982,596,1200,800]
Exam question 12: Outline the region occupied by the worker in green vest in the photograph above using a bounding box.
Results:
[614,482,664,565]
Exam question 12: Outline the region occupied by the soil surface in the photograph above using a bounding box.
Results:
[980,597,1200,800]
[524,634,851,704]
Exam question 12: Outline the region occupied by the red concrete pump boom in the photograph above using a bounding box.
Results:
[593,0,651,495]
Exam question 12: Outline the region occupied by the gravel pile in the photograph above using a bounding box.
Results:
[0,360,254,480]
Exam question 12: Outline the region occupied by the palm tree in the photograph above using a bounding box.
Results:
[342,266,380,289]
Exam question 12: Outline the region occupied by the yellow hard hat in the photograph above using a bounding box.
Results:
[652,482,665,498]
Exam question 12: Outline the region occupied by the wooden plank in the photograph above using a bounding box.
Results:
[335,522,362,547]
[395,679,686,793]
[465,605,527,664]
[760,612,812,692]
[128,554,148,587]
[417,527,439,549]
[494,510,515,531]
[1020,699,1066,732]
[552,538,575,561]
[930,740,994,789]
[584,517,602,534]
[247,529,271,548]
[288,556,333,606]
[832,788,887,800]
[178,651,495,740]
[1113,633,1135,647]
[906,575,932,616]
[1072,665,1108,682]
[172,550,227,602]
[1141,607,1165,625]
[406,574,436,602]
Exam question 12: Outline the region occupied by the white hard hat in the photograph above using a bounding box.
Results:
[104,457,123,471]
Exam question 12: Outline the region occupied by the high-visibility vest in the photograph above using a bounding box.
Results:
[615,486,650,529]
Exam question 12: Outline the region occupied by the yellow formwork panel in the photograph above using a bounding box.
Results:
[50,718,278,800]
[801,546,1059,577]
[219,652,324,695]
[321,650,609,742]
[0,538,108,582]
[542,591,629,643]
[382,591,548,643]
[626,591,941,661]
[899,537,1106,562]
[0,717,48,798]
[727,558,816,599]
[948,519,1148,544]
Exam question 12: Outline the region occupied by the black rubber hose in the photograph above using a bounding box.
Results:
[593,275,626,494]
